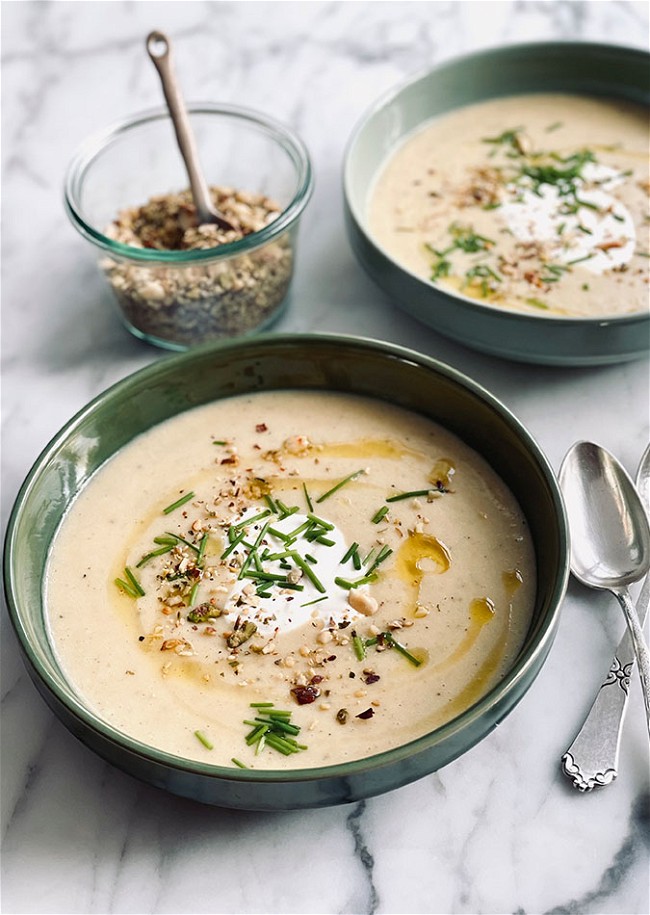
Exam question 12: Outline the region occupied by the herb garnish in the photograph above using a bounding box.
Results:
[386,488,433,503]
[371,505,389,524]
[364,631,422,667]
[115,566,145,598]
[316,469,365,503]
[194,730,214,750]
[242,702,307,757]
[162,490,195,515]
[136,536,176,568]
[427,224,496,284]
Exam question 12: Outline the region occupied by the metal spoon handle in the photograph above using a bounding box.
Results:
[562,574,650,790]
[146,31,232,230]
[614,586,650,734]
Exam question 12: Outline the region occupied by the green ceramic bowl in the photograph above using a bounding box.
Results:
[3,335,569,809]
[344,42,650,366]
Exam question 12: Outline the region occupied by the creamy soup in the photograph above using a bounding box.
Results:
[46,391,536,770]
[369,94,649,317]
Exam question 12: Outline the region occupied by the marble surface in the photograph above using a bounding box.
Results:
[2,2,649,913]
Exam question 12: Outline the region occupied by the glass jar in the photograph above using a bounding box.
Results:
[64,103,313,350]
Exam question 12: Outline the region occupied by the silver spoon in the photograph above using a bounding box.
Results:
[559,441,650,736]
[562,443,650,789]
[146,30,235,231]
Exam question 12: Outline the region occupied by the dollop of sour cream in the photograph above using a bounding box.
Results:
[222,509,360,638]
[500,163,636,274]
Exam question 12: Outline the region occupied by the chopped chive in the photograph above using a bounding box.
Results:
[153,535,177,546]
[136,544,175,567]
[254,717,300,735]
[267,525,291,542]
[114,577,138,598]
[316,469,365,503]
[162,491,195,515]
[285,519,313,540]
[335,573,378,590]
[305,553,317,564]
[220,528,246,559]
[566,253,595,266]
[367,545,393,574]
[363,547,377,568]
[301,594,328,607]
[313,535,335,547]
[263,493,278,513]
[242,703,306,758]
[352,635,366,661]
[306,513,335,531]
[276,500,299,519]
[289,551,326,593]
[263,549,292,561]
[231,758,248,769]
[213,440,227,446]
[243,570,290,582]
[372,505,389,524]
[194,730,213,750]
[197,533,208,564]
[386,489,431,503]
[341,541,360,564]
[124,566,145,596]
[365,632,422,667]
[525,297,550,310]
[386,634,422,667]
[188,581,200,606]
[245,724,269,745]
[264,735,295,755]
[165,532,200,554]
[237,522,271,579]
[231,509,271,531]
[303,483,314,512]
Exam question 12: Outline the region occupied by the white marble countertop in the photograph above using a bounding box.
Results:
[2,2,649,913]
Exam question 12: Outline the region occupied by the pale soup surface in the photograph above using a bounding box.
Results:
[46,391,536,769]
[369,94,649,317]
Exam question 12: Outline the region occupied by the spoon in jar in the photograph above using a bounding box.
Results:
[146,30,235,231]
[559,441,650,736]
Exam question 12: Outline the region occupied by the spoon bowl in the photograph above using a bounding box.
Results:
[560,441,650,590]
[560,440,650,733]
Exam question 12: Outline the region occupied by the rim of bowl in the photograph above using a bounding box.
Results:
[343,39,650,328]
[3,333,569,785]
[64,102,314,263]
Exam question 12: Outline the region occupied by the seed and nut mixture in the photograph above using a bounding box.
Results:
[101,186,293,345]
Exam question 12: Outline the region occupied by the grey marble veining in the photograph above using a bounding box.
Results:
[2,2,649,913]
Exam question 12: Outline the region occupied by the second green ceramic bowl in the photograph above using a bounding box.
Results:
[344,42,650,365]
[3,335,569,809]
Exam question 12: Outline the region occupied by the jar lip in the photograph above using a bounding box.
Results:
[63,102,314,262]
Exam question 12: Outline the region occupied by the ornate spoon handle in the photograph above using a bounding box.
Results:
[561,573,650,791]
